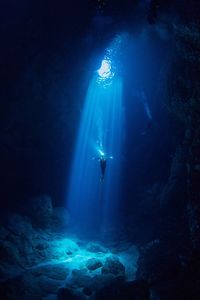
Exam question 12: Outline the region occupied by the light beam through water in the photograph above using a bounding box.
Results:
[67,35,125,237]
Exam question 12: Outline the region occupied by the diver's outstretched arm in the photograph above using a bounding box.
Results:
[92,156,101,161]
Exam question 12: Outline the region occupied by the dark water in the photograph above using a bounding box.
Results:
[0,1,200,299]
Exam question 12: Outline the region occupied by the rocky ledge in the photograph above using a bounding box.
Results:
[0,195,142,300]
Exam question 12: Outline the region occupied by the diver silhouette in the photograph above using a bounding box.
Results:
[100,157,107,182]
[92,152,113,182]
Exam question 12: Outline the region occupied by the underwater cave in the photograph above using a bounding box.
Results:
[0,0,200,299]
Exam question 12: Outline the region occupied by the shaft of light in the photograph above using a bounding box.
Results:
[67,72,123,236]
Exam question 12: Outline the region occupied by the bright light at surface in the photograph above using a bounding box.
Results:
[96,34,128,86]
[97,59,112,78]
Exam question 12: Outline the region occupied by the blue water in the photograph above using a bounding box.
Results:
[67,70,124,236]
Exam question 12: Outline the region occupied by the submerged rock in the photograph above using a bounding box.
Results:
[86,242,108,253]
[101,256,125,277]
[28,195,53,228]
[86,258,103,271]
[85,273,117,291]
[49,239,79,260]
[38,275,63,295]
[31,264,69,280]
[70,269,91,287]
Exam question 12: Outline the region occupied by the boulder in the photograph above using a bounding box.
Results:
[49,239,79,260]
[86,258,103,271]
[85,274,117,292]
[70,269,91,287]
[101,256,125,277]
[1,216,43,267]
[38,275,63,295]
[31,264,69,280]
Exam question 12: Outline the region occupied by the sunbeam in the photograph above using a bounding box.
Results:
[67,35,125,237]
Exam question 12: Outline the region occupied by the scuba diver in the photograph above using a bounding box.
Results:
[99,156,107,182]
[92,149,113,182]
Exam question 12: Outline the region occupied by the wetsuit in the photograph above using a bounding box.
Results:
[100,158,107,181]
